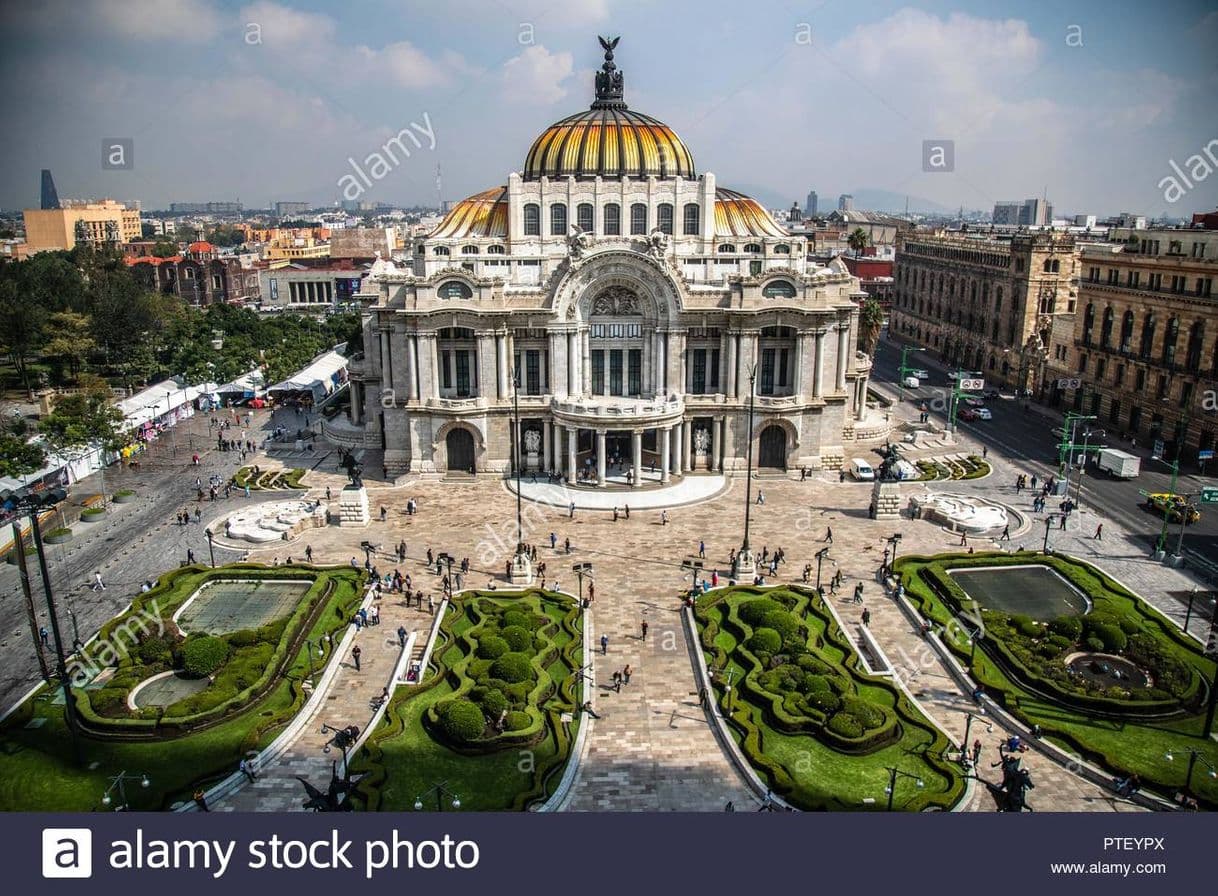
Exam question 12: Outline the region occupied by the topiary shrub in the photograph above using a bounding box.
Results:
[500,625,533,653]
[1087,621,1127,653]
[1048,615,1083,641]
[1085,636,1105,652]
[182,635,229,677]
[476,687,509,719]
[501,610,535,630]
[476,635,510,660]
[827,712,863,738]
[758,608,802,643]
[437,698,487,743]
[135,635,174,666]
[1010,614,1040,638]
[747,627,782,656]
[489,652,533,684]
[739,598,784,627]
[503,710,531,731]
[841,695,884,729]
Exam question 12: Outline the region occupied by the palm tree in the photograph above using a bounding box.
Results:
[859,298,884,357]
[848,227,869,257]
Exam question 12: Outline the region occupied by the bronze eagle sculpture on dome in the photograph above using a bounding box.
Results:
[599,35,619,55]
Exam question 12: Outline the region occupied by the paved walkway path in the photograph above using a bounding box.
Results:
[509,473,728,511]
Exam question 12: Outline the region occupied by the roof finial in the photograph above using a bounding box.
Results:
[593,35,626,108]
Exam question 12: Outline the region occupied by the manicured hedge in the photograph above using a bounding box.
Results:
[183,636,229,677]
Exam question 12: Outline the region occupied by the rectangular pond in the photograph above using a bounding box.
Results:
[173,578,313,635]
[947,565,1090,620]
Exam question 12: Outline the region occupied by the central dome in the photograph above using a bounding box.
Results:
[522,37,696,181]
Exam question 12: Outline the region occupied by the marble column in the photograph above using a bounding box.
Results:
[793,332,806,396]
[716,416,726,472]
[660,427,671,483]
[405,334,418,402]
[726,331,738,398]
[641,331,651,396]
[813,329,826,399]
[653,331,664,395]
[683,418,693,471]
[631,429,642,488]
[595,429,607,486]
[379,330,393,394]
[543,420,553,471]
[422,334,439,400]
[671,420,682,474]
[566,426,577,481]
[568,330,580,396]
[836,322,849,393]
[582,329,592,397]
[497,332,508,399]
[348,381,360,424]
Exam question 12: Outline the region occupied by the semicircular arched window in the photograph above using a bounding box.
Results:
[438,280,473,300]
[744,243,762,254]
[774,244,791,254]
[717,244,737,253]
[433,246,450,256]
[762,280,797,298]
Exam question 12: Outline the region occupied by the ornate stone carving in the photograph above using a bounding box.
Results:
[524,429,541,454]
[648,227,669,258]
[567,225,592,259]
[591,285,640,315]
[693,427,711,455]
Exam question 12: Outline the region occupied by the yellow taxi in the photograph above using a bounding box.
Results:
[1144,493,1201,525]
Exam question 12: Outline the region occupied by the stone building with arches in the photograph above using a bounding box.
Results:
[342,38,871,482]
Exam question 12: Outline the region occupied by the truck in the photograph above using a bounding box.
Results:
[1097,448,1141,479]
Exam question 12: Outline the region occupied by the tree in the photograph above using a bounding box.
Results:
[0,276,47,391]
[848,227,869,258]
[41,311,96,382]
[141,222,159,239]
[858,297,885,357]
[38,379,125,502]
[207,224,245,247]
[0,416,47,480]
[152,240,179,258]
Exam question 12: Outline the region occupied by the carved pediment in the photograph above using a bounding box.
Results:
[591,285,641,315]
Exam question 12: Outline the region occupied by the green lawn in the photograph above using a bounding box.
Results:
[696,586,964,811]
[897,551,1218,807]
[354,590,581,811]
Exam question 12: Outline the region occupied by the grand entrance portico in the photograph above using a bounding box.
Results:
[551,394,687,488]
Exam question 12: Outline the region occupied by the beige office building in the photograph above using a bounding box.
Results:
[22,199,142,252]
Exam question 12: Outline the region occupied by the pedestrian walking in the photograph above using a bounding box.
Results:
[982,445,988,459]
[39,626,49,647]
[613,506,619,522]
[92,571,106,592]
[380,506,387,522]
[1094,524,1103,540]
[187,548,196,564]
[565,537,571,554]
[959,531,968,546]
[1000,525,1010,541]
[971,739,982,767]
[698,540,706,559]
[1060,514,1067,530]
[825,527,833,544]
[351,645,362,671]
[757,490,765,505]
[583,700,601,718]
[193,789,210,812]
[569,501,576,519]
[397,625,407,647]
[613,671,622,692]
[641,620,649,639]
[305,545,313,563]
[623,664,632,685]
[600,634,609,654]
[239,758,257,782]
[550,532,557,549]
[661,510,669,525]
[861,608,871,626]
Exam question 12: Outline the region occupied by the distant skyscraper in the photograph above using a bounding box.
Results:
[805,190,818,216]
[992,198,1052,226]
[40,169,60,210]
[838,193,854,212]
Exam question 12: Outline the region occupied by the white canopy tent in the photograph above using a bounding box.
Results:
[267,349,348,404]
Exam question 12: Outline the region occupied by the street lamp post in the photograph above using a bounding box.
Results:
[1074,428,1106,510]
[960,709,991,768]
[886,533,903,577]
[1043,514,1056,554]
[884,767,925,811]
[101,771,150,811]
[509,374,533,585]
[414,780,461,812]
[815,547,830,592]
[572,561,593,603]
[66,606,82,653]
[1164,749,1217,799]
[1184,587,1198,636]
[205,528,216,568]
[897,345,925,403]
[320,722,359,776]
[682,559,704,593]
[735,366,758,579]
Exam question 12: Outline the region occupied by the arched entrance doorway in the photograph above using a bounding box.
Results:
[758,425,787,469]
[446,427,475,473]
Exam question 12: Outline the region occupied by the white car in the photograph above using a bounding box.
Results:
[902,375,920,388]
[910,368,929,379]
[975,408,993,420]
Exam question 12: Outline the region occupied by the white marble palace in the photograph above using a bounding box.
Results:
[348,37,872,484]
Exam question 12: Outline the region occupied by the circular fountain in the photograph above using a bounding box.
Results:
[909,492,1008,534]
[223,499,328,544]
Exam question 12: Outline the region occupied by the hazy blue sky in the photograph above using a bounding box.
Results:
[2,0,1215,217]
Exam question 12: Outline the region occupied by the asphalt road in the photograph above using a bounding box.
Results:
[872,335,1218,587]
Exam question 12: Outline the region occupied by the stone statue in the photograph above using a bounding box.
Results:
[996,753,1034,812]
[567,225,592,259]
[694,427,711,455]
[339,449,364,488]
[524,429,541,454]
[648,227,669,258]
[297,760,363,812]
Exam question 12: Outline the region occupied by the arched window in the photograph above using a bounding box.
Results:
[774,244,791,254]
[461,245,479,255]
[603,203,620,236]
[1120,310,1135,351]
[1140,312,1157,359]
[577,203,594,233]
[717,244,737,253]
[657,203,673,235]
[1081,303,1095,345]
[630,203,647,235]
[762,280,796,298]
[683,203,700,235]
[743,243,762,254]
[523,203,540,236]
[550,203,567,236]
[433,246,450,256]
[487,244,505,254]
[438,280,473,300]
[1100,305,1114,348]
[1163,316,1180,365]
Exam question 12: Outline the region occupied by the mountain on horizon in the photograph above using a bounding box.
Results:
[735,183,953,216]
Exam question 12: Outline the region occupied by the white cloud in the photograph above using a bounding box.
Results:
[239,0,335,47]
[500,45,576,104]
[94,0,222,41]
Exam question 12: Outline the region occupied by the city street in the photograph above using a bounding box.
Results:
[872,335,1218,588]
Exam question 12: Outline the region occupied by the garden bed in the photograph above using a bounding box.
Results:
[896,551,1218,807]
[695,586,964,811]
[233,467,307,490]
[353,589,582,811]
